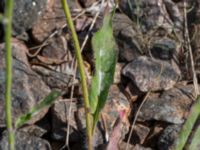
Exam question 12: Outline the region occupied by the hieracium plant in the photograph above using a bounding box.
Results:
[61,0,117,149]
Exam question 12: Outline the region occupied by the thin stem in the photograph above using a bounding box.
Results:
[4,0,14,150]
[60,0,92,150]
[126,91,150,150]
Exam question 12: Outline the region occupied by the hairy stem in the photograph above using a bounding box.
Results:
[4,0,14,150]
[60,0,92,150]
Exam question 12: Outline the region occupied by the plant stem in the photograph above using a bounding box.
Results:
[60,0,92,149]
[4,0,14,150]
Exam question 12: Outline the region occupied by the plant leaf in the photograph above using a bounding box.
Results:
[189,124,200,150]
[15,90,60,129]
[174,96,200,150]
[89,12,117,130]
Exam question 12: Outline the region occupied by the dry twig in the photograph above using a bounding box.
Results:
[183,0,199,97]
[125,91,151,150]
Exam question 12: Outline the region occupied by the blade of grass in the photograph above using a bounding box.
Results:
[4,0,14,150]
[189,122,200,150]
[15,91,60,129]
[0,13,3,22]
[174,96,200,150]
[60,0,92,149]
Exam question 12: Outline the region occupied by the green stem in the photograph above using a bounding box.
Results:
[60,0,92,150]
[4,0,14,150]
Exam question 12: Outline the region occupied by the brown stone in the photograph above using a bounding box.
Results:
[124,83,143,103]
[32,0,81,43]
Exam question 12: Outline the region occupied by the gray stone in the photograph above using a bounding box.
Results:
[0,39,50,127]
[157,125,181,150]
[138,84,195,124]
[19,125,47,137]
[40,35,69,60]
[0,0,47,35]
[31,65,75,91]
[0,131,51,150]
[150,38,177,60]
[113,13,143,62]
[51,99,79,142]
[119,0,183,33]
[122,56,180,92]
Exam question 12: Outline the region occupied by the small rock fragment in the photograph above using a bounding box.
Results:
[138,84,195,124]
[51,99,79,141]
[113,13,143,62]
[12,0,47,35]
[129,124,151,145]
[40,35,69,60]
[150,38,176,60]
[19,125,47,137]
[32,0,80,42]
[114,63,125,84]
[0,131,51,150]
[119,142,152,150]
[124,83,143,102]
[32,65,75,91]
[122,56,180,92]
[157,125,181,150]
[119,0,183,33]
[144,124,164,148]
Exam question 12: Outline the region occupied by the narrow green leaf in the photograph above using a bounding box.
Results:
[0,14,3,23]
[189,123,200,150]
[174,96,200,150]
[89,12,117,131]
[15,90,60,128]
